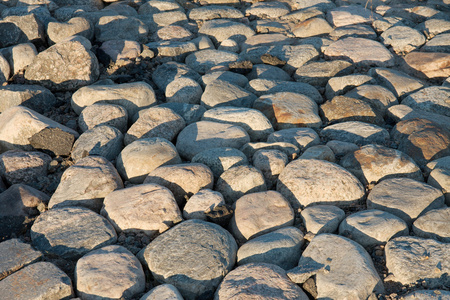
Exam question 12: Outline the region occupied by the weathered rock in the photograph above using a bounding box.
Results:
[369,67,424,99]
[200,70,248,88]
[344,84,398,113]
[428,167,450,205]
[267,128,320,151]
[140,10,188,32]
[185,49,238,74]
[0,150,51,186]
[329,24,377,40]
[321,121,390,145]
[198,19,254,45]
[422,33,450,53]
[320,96,384,125]
[389,104,450,132]
[98,39,141,63]
[237,227,303,270]
[326,5,380,27]
[240,142,299,161]
[412,207,450,243]
[143,219,237,300]
[165,77,203,105]
[326,140,359,157]
[157,103,206,125]
[367,178,445,225]
[0,84,56,114]
[419,18,450,39]
[183,189,225,221]
[403,290,450,300]
[294,60,353,88]
[140,284,184,300]
[301,205,345,234]
[277,159,365,210]
[0,14,45,47]
[0,238,42,281]
[381,25,426,54]
[246,1,290,18]
[138,0,184,15]
[75,245,145,300]
[47,16,93,45]
[191,147,248,178]
[401,86,450,117]
[145,40,197,62]
[31,206,117,259]
[48,156,123,211]
[200,80,257,109]
[95,15,148,43]
[253,149,288,189]
[403,52,450,80]
[248,64,292,82]
[78,103,128,133]
[300,145,335,162]
[116,138,181,184]
[152,61,200,91]
[325,74,375,100]
[292,17,333,38]
[0,43,37,76]
[152,25,194,42]
[240,33,293,53]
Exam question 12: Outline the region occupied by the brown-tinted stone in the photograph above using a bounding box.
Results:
[320,96,383,125]
[403,52,450,79]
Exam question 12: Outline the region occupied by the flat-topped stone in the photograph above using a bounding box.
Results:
[0,238,42,280]
[403,52,450,80]
[267,128,320,150]
[188,5,243,21]
[325,74,375,99]
[0,150,51,186]
[191,147,248,178]
[301,205,345,234]
[412,207,450,243]
[344,84,398,114]
[198,19,255,45]
[201,80,257,109]
[380,25,426,54]
[401,86,450,117]
[326,5,380,27]
[0,84,56,114]
[185,49,238,74]
[369,68,424,99]
[140,284,184,300]
[321,121,390,145]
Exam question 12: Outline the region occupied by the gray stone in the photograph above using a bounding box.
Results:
[320,96,384,125]
[0,238,42,280]
[403,290,450,300]
[277,159,365,210]
[367,178,445,225]
[412,207,450,243]
[326,140,359,157]
[298,234,384,299]
[71,81,157,118]
[140,284,184,300]
[218,39,239,52]
[381,26,426,55]
[339,209,409,248]
[344,84,398,114]
[191,147,248,179]
[300,205,345,234]
[240,33,293,53]
[329,24,377,40]
[0,262,74,300]
[201,80,257,109]
[282,7,324,23]
[144,219,237,300]
[340,144,423,186]
[299,145,335,162]
[426,156,450,176]
[48,156,123,211]
[0,52,9,84]
[95,15,148,43]
[267,128,320,151]
[248,64,292,82]
[175,121,250,160]
[0,150,51,186]
[419,18,450,39]
[240,142,299,161]
[0,14,45,47]
[215,263,309,300]
[294,60,353,88]
[1,5,55,28]
[246,1,290,18]
[0,84,56,114]
[157,103,206,125]
[369,68,424,99]
[138,0,183,15]
[24,36,99,91]
[139,10,188,33]
[402,86,450,117]
[31,206,117,259]
[253,149,288,189]
[388,104,450,132]
[78,103,128,133]
[200,71,248,88]
[152,61,200,91]
[99,39,141,63]
[188,5,243,21]
[237,227,303,270]
[75,245,145,300]
[47,16,93,45]
[0,43,37,76]
[165,77,202,104]
[183,189,225,221]
[185,49,238,74]
[320,121,390,145]
[292,17,333,38]
[71,125,123,163]
[216,165,267,205]
[325,74,375,100]
[151,25,194,43]
[428,167,450,205]
[145,40,197,62]
[198,19,254,45]
[326,5,380,27]
[385,236,450,287]
[422,33,450,53]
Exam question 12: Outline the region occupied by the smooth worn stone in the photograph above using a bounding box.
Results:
[101,183,182,235]
[145,40,197,62]
[412,207,450,243]
[158,103,206,125]
[176,121,250,160]
[0,238,42,280]
[0,52,9,84]
[165,77,202,104]
[369,67,424,99]
[253,92,321,130]
[152,25,194,42]
[76,245,145,300]
[403,52,450,80]
[200,71,248,88]
[0,150,51,186]
[325,74,375,100]
[24,36,99,91]
[185,49,238,74]
[324,37,395,67]
[253,149,288,189]
[387,105,450,132]
[237,227,303,270]
[191,147,248,179]
[152,62,200,91]
[298,234,384,299]
[125,107,185,145]
[188,5,243,21]
[385,236,450,288]
[216,165,267,205]
[201,80,257,109]
[31,206,117,259]
[426,156,450,175]
[138,0,184,15]
[47,16,93,45]
[326,140,359,157]
[339,209,409,248]
[344,84,398,114]
[320,96,384,125]
[248,64,292,82]
[391,118,450,167]
[218,39,239,53]
[183,189,225,221]
[422,33,450,53]
[292,17,333,38]
[381,25,426,54]
[340,144,423,186]
[139,11,188,33]
[301,205,345,234]
[71,125,123,163]
[291,0,336,10]
[0,84,56,114]
[329,24,377,40]
[95,15,148,43]
[321,121,390,145]
[116,138,181,184]
[401,86,450,117]
[48,156,123,211]
[246,1,290,18]
[0,262,74,300]
[267,128,320,151]
[215,263,309,300]
[199,19,254,45]
[0,43,37,76]
[240,33,293,53]
[282,7,324,23]
[403,290,450,300]
[277,159,365,210]
[367,178,445,225]
[326,5,380,27]
[294,60,353,88]
[0,106,79,155]
[144,219,237,300]
[299,145,335,162]
[98,39,141,63]
[140,284,184,300]
[78,103,128,133]
[419,18,450,39]
[144,163,214,206]
[230,191,294,243]
[202,106,273,142]
[71,81,157,118]
[0,14,45,47]
[240,142,299,161]
[428,167,450,205]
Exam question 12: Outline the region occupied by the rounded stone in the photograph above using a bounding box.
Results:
[0,150,51,186]
[183,189,225,221]
[191,147,248,178]
[412,207,450,243]
[267,128,320,150]
[185,49,239,74]
[299,145,335,162]
[301,205,346,234]
[78,103,128,133]
[321,121,390,145]
[140,284,184,300]
[252,149,288,189]
[165,77,203,105]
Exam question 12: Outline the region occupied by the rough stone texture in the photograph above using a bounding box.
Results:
[422,33,450,53]
[165,77,203,105]
[98,39,141,63]
[339,209,409,248]
[412,207,450,243]
[71,81,157,118]
[140,284,184,300]
[47,16,93,45]
[0,14,45,47]
[385,236,450,288]
[0,84,56,114]
[344,84,398,113]
[301,205,345,234]
[277,159,365,210]
[101,184,182,236]
[176,121,250,160]
[200,70,248,88]
[237,227,303,270]
[152,61,201,91]
[95,15,148,43]
[144,163,214,206]
[403,52,450,80]
[48,156,123,211]
[294,60,353,88]
[183,189,225,221]
[326,5,380,27]
[78,103,128,133]
[387,105,450,132]
[191,147,248,178]
[367,178,445,225]
[298,234,384,299]
[215,263,309,300]
[215,165,267,204]
[369,68,424,99]
[321,121,390,145]
[340,144,423,186]
[0,262,74,300]
[188,5,243,21]
[403,290,450,300]
[143,219,237,300]
[299,145,335,162]
[31,206,117,259]
[428,167,450,205]
[325,74,375,100]
[158,103,206,125]
[116,138,181,184]
[292,17,333,38]
[267,128,320,150]
[326,140,359,157]
[401,86,450,117]
[185,49,238,74]
[0,43,37,77]
[253,149,288,189]
[380,25,426,54]
[75,245,146,300]
[200,80,257,109]
[329,24,377,40]
[240,142,299,161]
[198,19,254,45]
[0,150,51,186]
[0,238,43,280]
[25,36,99,91]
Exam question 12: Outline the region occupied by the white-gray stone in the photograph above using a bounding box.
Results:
[157,103,206,125]
[183,189,225,221]
[140,284,184,300]
[165,77,203,105]
[0,150,51,186]
[47,16,93,44]
[185,49,238,74]
[299,145,335,162]
[252,149,288,189]
[0,238,43,281]
[78,103,128,133]
[191,147,248,178]
[301,205,345,234]
[381,25,426,54]
[325,74,375,100]
[95,15,148,43]
[401,86,450,117]
[267,128,320,151]
[201,80,257,109]
[428,167,450,205]
[198,19,254,45]
[320,121,390,145]
[412,207,450,243]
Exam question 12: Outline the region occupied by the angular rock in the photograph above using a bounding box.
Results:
[185,49,238,74]
[267,128,320,151]
[320,121,390,145]
[47,16,93,45]
[183,189,225,221]
[419,18,450,39]
[0,14,45,47]
[253,149,288,189]
[0,150,51,186]
[388,105,450,132]
[158,103,206,125]
[292,17,333,38]
[325,74,375,100]
[381,25,426,54]
[78,103,128,133]
[152,61,200,91]
[95,15,148,43]
[191,147,248,178]
[412,207,450,243]
[201,80,257,109]
[0,84,56,114]
[403,290,450,300]
[369,67,424,99]
[402,86,450,117]
[300,205,345,234]
[0,43,37,76]
[403,52,450,80]
[294,60,353,88]
[326,5,380,27]
[320,96,384,125]
[198,19,254,45]
[0,238,43,281]
[140,284,184,300]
